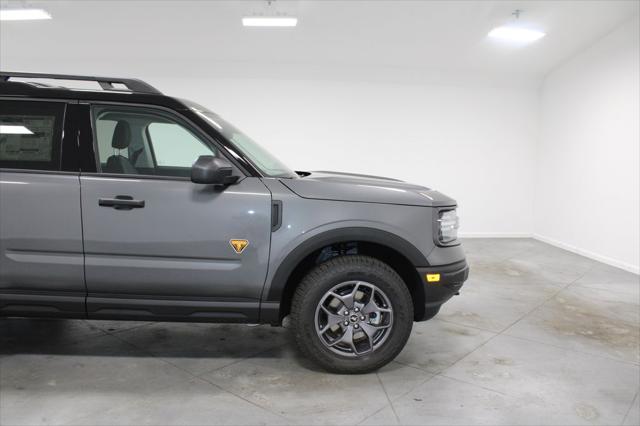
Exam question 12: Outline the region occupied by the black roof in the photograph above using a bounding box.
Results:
[0,71,187,110]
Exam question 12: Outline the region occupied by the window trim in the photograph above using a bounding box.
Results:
[143,125,160,168]
[0,168,78,176]
[86,101,250,181]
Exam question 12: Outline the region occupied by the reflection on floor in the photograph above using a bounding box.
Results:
[1,238,639,425]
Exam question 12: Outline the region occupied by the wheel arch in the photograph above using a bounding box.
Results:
[262,227,428,323]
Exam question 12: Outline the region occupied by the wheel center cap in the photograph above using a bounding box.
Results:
[349,314,359,323]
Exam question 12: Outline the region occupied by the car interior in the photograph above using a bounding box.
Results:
[96,109,215,178]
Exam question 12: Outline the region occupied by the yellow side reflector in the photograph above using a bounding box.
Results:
[230,239,249,254]
[426,273,441,283]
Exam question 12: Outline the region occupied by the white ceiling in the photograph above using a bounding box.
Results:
[0,0,638,87]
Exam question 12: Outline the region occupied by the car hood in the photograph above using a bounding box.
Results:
[280,171,456,207]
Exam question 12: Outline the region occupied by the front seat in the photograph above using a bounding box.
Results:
[104,121,137,174]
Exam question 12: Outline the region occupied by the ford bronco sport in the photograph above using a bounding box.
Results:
[0,72,469,373]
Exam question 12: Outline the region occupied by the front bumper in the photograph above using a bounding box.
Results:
[416,259,469,321]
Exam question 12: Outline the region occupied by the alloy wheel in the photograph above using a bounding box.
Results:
[314,281,394,357]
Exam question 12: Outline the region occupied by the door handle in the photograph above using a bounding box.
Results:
[98,195,145,210]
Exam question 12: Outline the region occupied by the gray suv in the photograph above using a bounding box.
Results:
[0,72,469,373]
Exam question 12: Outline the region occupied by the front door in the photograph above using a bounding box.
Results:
[80,104,272,321]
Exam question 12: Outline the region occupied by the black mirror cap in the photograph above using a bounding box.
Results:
[191,155,239,185]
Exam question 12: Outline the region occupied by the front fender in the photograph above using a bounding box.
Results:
[261,226,429,310]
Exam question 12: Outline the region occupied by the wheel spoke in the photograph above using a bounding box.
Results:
[361,297,379,315]
[319,306,345,334]
[329,326,356,353]
[361,290,392,316]
[360,321,391,337]
[356,325,374,354]
[353,282,373,310]
[329,291,353,310]
[346,282,361,308]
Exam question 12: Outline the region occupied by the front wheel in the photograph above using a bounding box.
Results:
[291,255,414,374]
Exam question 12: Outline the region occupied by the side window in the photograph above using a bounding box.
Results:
[147,123,211,167]
[92,105,216,178]
[0,100,65,171]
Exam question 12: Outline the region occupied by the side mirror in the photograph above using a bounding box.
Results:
[191,156,239,186]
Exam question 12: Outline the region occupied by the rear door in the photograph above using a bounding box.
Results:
[0,99,85,317]
[80,104,272,322]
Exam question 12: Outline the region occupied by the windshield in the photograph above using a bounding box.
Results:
[189,105,296,178]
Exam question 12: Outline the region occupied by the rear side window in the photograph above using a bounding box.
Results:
[0,100,65,171]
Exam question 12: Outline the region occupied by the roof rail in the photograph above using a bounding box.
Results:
[0,71,162,95]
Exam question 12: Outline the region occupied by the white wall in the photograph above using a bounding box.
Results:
[535,16,640,273]
[6,3,637,265]
[154,77,538,236]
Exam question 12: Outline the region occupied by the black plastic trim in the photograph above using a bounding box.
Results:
[271,200,283,232]
[415,260,469,321]
[99,196,145,209]
[74,103,98,173]
[0,168,78,175]
[82,172,191,182]
[60,103,85,172]
[0,96,72,103]
[264,227,429,303]
[86,296,260,323]
[0,291,86,318]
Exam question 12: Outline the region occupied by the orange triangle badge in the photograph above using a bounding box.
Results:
[230,239,249,254]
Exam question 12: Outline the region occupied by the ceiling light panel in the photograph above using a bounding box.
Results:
[0,8,52,21]
[242,16,297,27]
[488,26,546,43]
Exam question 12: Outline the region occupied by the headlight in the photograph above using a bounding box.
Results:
[437,209,459,244]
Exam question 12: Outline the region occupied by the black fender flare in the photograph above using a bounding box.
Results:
[264,227,429,303]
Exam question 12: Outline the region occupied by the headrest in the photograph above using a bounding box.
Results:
[111,121,131,150]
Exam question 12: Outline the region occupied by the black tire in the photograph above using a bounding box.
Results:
[291,255,414,374]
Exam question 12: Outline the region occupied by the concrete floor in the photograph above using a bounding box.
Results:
[1,238,638,426]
